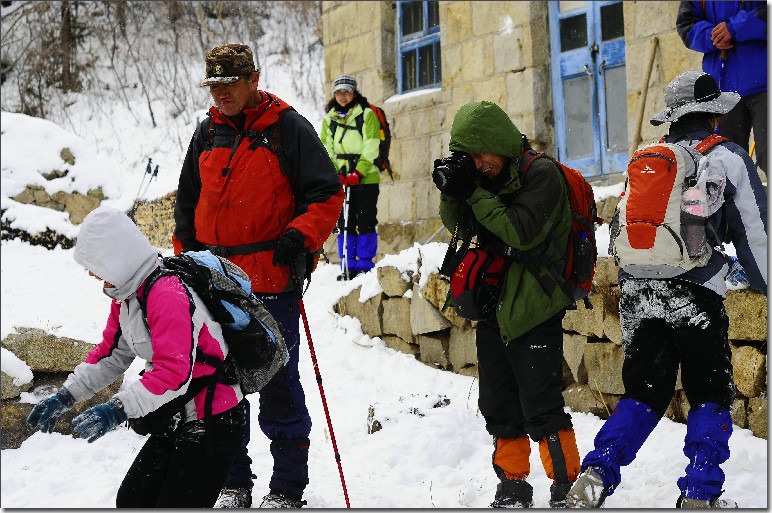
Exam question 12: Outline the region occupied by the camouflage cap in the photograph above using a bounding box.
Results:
[200,44,257,87]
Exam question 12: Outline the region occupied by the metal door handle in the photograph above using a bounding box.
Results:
[583,64,593,76]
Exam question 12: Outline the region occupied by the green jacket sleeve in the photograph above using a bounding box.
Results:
[355,107,381,178]
[468,158,569,254]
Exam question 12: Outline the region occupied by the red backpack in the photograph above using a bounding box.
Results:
[520,148,603,308]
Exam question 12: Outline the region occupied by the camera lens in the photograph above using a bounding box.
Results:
[432,166,450,191]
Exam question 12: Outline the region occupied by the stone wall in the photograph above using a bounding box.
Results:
[335,258,768,440]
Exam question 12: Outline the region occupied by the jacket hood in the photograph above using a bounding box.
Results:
[449,101,523,158]
[73,206,159,302]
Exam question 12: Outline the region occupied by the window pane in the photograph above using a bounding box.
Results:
[564,75,593,158]
[433,41,442,84]
[402,50,417,91]
[418,44,433,87]
[559,13,587,51]
[400,1,423,37]
[604,65,628,152]
[428,1,440,29]
[600,2,624,41]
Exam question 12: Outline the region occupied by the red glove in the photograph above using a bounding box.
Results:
[345,171,362,187]
[339,174,346,187]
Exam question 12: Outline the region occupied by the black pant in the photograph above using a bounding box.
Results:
[476,311,573,441]
[339,183,379,234]
[116,400,247,507]
[619,278,734,416]
[720,91,767,173]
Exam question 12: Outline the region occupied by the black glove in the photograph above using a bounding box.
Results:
[272,229,306,267]
[71,398,128,443]
[26,387,76,433]
[432,151,477,200]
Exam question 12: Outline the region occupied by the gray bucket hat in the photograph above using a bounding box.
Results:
[200,44,257,87]
[650,70,740,126]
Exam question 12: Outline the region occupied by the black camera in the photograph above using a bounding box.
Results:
[432,151,475,193]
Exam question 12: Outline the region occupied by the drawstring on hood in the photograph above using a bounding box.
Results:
[73,206,160,302]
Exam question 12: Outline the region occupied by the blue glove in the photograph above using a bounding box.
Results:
[71,398,128,443]
[26,387,76,433]
[726,256,749,287]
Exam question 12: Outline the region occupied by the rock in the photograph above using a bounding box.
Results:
[1,371,33,400]
[725,290,767,342]
[337,287,383,338]
[131,191,177,249]
[410,284,451,335]
[747,397,767,439]
[563,332,588,385]
[583,340,625,395]
[381,335,419,356]
[2,328,94,373]
[382,297,412,343]
[731,397,748,429]
[417,332,450,369]
[420,273,468,328]
[448,325,477,372]
[732,344,766,398]
[377,266,412,297]
[563,292,604,338]
[562,383,620,420]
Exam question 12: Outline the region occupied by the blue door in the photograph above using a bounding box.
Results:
[548,1,628,177]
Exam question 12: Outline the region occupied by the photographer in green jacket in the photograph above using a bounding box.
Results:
[434,101,580,508]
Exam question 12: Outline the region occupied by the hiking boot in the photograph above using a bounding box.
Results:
[676,496,738,508]
[490,479,534,508]
[549,482,573,508]
[259,492,307,508]
[214,487,253,508]
[565,468,611,508]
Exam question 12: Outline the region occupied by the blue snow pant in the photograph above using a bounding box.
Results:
[582,278,734,500]
[223,292,312,500]
[338,183,379,274]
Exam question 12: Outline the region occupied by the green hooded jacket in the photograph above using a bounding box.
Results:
[320,102,381,184]
[439,101,572,343]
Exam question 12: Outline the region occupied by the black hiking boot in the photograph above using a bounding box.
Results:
[549,482,573,508]
[491,479,534,508]
[259,492,307,508]
[214,487,253,508]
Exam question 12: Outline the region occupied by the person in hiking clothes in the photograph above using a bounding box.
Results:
[173,44,344,508]
[566,71,767,509]
[434,101,581,508]
[320,74,381,279]
[26,206,247,508]
[677,1,767,173]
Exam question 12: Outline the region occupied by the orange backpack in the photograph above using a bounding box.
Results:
[520,149,603,308]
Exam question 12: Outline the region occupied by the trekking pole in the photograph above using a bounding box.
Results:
[141,164,159,198]
[289,265,351,508]
[341,181,351,281]
[135,158,153,199]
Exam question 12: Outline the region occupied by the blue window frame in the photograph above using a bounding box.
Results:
[397,1,441,93]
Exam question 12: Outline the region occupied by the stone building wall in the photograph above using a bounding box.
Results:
[321,1,708,256]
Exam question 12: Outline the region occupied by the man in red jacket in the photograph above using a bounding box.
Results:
[174,43,344,508]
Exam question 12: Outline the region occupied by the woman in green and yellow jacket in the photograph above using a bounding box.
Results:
[320,75,381,279]
[435,101,581,508]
